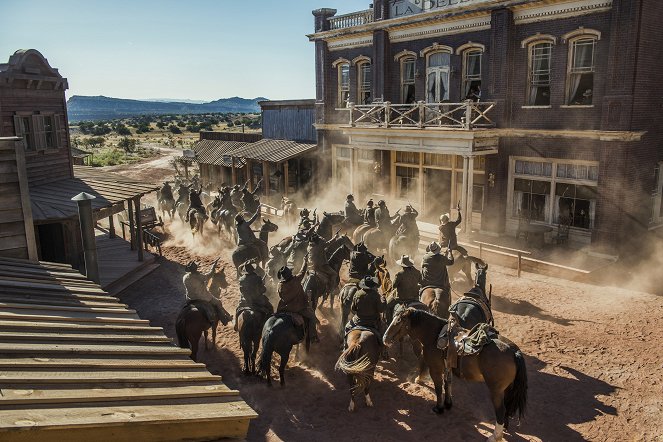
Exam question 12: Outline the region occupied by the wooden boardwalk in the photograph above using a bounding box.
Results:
[0,257,257,441]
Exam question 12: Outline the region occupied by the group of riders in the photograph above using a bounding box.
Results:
[179,187,473,351]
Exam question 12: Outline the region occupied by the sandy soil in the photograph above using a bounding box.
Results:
[117,220,663,442]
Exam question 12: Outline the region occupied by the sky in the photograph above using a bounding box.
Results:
[0,0,367,102]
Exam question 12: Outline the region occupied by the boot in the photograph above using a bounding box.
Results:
[233,312,239,332]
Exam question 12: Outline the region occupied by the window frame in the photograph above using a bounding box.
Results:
[461,48,483,100]
[400,57,417,104]
[337,62,351,108]
[425,49,452,103]
[527,41,554,106]
[565,36,598,106]
[356,61,372,106]
[651,162,663,225]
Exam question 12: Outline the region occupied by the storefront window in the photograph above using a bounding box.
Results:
[396,166,418,200]
[555,183,596,228]
[513,178,551,221]
[423,153,452,168]
[396,151,419,165]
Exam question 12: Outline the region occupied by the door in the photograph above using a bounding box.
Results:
[37,223,66,263]
[424,169,452,223]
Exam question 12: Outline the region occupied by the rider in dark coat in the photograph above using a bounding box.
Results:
[186,188,207,222]
[389,255,422,307]
[299,208,315,229]
[439,201,468,257]
[234,262,273,331]
[306,233,337,292]
[345,276,386,345]
[348,242,375,281]
[364,199,376,227]
[344,194,363,226]
[276,260,318,340]
[236,205,261,246]
[375,200,398,236]
[419,241,454,295]
[160,182,174,201]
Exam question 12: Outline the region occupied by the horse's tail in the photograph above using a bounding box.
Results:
[257,322,275,379]
[175,308,189,349]
[504,349,528,423]
[335,342,373,391]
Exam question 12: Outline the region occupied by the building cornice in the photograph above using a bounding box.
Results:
[513,0,612,24]
[327,33,373,51]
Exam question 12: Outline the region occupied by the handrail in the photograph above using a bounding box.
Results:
[346,100,496,130]
[328,9,374,30]
[474,240,530,278]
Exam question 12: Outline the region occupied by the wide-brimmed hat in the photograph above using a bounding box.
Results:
[359,276,379,290]
[378,200,386,207]
[426,242,442,254]
[235,214,244,223]
[396,255,415,268]
[440,213,450,224]
[354,241,368,253]
[277,266,293,282]
[184,261,198,272]
[347,194,354,200]
[367,199,374,207]
[404,205,413,213]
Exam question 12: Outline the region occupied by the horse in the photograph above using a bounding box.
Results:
[257,314,309,387]
[316,212,345,241]
[448,252,485,291]
[189,209,206,237]
[281,197,298,225]
[420,286,452,319]
[388,230,419,262]
[175,268,231,361]
[303,244,351,313]
[335,329,381,412]
[384,308,528,442]
[175,186,190,222]
[352,223,374,245]
[231,219,279,274]
[157,186,176,219]
[238,308,271,375]
[450,260,493,329]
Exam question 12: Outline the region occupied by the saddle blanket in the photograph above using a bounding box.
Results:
[454,322,499,356]
[450,297,492,324]
[344,325,383,346]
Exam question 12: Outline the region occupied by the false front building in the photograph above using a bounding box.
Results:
[309,0,663,256]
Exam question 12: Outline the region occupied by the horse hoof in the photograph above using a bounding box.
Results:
[444,399,453,410]
[432,406,444,415]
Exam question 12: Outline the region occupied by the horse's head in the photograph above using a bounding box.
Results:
[209,267,228,293]
[262,218,279,232]
[340,234,354,251]
[384,306,414,346]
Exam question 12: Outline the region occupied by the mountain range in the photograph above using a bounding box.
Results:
[67,95,267,121]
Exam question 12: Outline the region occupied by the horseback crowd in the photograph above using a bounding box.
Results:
[171,190,527,442]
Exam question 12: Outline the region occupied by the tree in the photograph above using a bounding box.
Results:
[118,137,137,153]
[169,124,182,134]
[116,124,132,136]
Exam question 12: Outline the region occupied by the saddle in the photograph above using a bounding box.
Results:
[439,316,499,371]
[450,290,493,325]
[186,300,216,324]
[344,324,383,346]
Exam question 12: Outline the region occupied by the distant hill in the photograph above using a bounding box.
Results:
[67,95,267,122]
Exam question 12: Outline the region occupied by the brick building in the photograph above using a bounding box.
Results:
[308,0,663,257]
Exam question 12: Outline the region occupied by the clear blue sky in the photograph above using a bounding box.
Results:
[0,0,366,101]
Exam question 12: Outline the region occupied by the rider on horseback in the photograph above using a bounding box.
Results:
[160,181,174,202]
[276,261,318,341]
[299,208,315,229]
[183,260,225,322]
[306,232,338,293]
[397,205,419,239]
[348,242,375,282]
[439,201,468,257]
[344,276,386,347]
[234,262,274,331]
[231,183,245,212]
[185,187,207,223]
[364,199,376,227]
[235,205,262,246]
[387,255,422,311]
[344,194,363,226]
[419,241,454,297]
[375,200,399,237]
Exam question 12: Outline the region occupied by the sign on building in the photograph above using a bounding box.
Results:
[390,0,493,18]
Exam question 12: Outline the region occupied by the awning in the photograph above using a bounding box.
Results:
[30,166,158,222]
[227,139,317,163]
[192,140,248,167]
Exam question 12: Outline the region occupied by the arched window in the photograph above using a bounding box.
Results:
[337,62,350,107]
[357,61,372,105]
[462,49,482,101]
[527,41,553,106]
[400,57,416,103]
[566,36,598,105]
[426,51,451,103]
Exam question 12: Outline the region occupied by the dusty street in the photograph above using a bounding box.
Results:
[117,219,663,442]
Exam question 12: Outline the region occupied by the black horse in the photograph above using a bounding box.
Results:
[303,244,351,312]
[449,260,493,329]
[257,314,309,387]
[238,308,271,375]
[316,212,345,241]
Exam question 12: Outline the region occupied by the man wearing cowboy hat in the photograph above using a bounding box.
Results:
[299,208,316,229]
[389,255,422,309]
[344,276,386,346]
[343,194,363,226]
[276,259,318,341]
[234,261,273,331]
[439,201,468,257]
[185,187,207,223]
[235,204,262,247]
[349,242,375,281]
[375,200,399,237]
[363,199,377,227]
[183,259,225,322]
[306,232,338,294]
[420,242,455,296]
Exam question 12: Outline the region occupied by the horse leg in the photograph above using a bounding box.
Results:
[242,342,251,375]
[487,388,506,442]
[279,351,289,388]
[204,328,210,350]
[444,367,453,409]
[251,336,260,374]
[365,380,374,408]
[348,378,356,412]
[190,329,202,361]
[413,341,427,385]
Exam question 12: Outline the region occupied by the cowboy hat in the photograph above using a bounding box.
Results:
[396,255,415,268]
[346,194,354,200]
[359,276,379,290]
[378,200,386,207]
[440,213,450,224]
[367,199,374,207]
[426,242,442,254]
[235,214,245,223]
[277,266,293,282]
[184,261,198,272]
[404,205,413,213]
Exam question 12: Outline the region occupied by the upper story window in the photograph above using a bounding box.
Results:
[528,42,553,106]
[13,113,61,151]
[338,63,350,108]
[15,116,35,151]
[357,62,372,105]
[567,38,597,105]
[43,115,56,148]
[401,58,416,104]
[462,49,482,101]
[426,51,451,103]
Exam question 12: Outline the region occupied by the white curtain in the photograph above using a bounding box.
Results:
[568,74,582,103]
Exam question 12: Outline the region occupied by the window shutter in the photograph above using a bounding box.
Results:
[33,115,46,150]
[54,115,63,148]
[13,115,27,149]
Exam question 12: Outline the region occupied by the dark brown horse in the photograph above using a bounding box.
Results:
[335,329,381,412]
[189,209,206,237]
[384,308,528,442]
[231,218,279,274]
[238,308,271,375]
[175,268,231,361]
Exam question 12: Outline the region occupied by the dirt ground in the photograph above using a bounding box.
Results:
[116,219,663,442]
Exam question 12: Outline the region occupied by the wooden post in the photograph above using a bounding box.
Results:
[134,196,144,262]
[127,199,135,251]
[460,156,469,233]
[517,251,522,278]
[231,157,237,185]
[108,214,116,239]
[296,158,302,191]
[466,156,475,234]
[283,161,289,197]
[263,161,270,200]
[479,242,483,259]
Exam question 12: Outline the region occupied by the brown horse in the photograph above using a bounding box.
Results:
[231,218,279,274]
[420,287,451,318]
[175,268,231,361]
[335,329,381,412]
[385,308,528,442]
[189,209,206,237]
[238,308,271,375]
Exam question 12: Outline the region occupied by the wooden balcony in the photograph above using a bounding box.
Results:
[344,101,497,130]
[328,9,374,30]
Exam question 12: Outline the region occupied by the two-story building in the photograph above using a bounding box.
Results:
[309,0,663,257]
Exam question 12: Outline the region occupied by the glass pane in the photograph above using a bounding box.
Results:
[515,160,552,177]
[340,64,350,88]
[403,84,416,104]
[573,39,595,72]
[403,59,416,82]
[427,72,437,102]
[337,147,352,158]
[423,153,452,167]
[428,52,450,68]
[465,51,482,78]
[396,151,419,164]
[472,184,484,212]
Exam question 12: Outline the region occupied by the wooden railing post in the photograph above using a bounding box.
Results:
[349,102,355,126]
[417,101,425,128]
[464,101,472,130]
[517,251,522,278]
[384,101,391,128]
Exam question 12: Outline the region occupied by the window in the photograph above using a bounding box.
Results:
[423,153,453,168]
[462,49,482,101]
[528,42,552,106]
[515,160,553,177]
[567,38,596,105]
[401,58,416,104]
[427,51,451,103]
[357,62,372,105]
[15,116,35,150]
[555,183,596,228]
[395,151,419,165]
[338,63,350,107]
[396,166,419,200]
[43,115,56,148]
[513,179,551,221]
[652,162,663,224]
[472,184,484,212]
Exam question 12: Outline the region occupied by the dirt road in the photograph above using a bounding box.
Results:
[118,220,663,442]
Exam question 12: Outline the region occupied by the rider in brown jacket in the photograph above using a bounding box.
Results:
[390,255,422,304]
[276,259,318,341]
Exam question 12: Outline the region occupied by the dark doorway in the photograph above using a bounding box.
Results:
[424,169,452,223]
[37,223,66,263]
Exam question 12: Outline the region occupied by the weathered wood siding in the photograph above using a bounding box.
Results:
[0,138,38,260]
[199,131,262,142]
[262,102,317,143]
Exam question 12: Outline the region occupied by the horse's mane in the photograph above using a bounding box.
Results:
[408,308,447,328]
[329,245,350,270]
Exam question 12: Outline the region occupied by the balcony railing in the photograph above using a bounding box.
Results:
[345,101,496,130]
[328,9,374,30]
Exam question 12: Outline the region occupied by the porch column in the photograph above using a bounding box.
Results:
[460,156,469,233]
[127,199,135,251]
[71,192,100,284]
[231,157,237,185]
[133,196,144,262]
[283,161,289,197]
[262,161,270,201]
[466,157,475,235]
[108,214,116,239]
